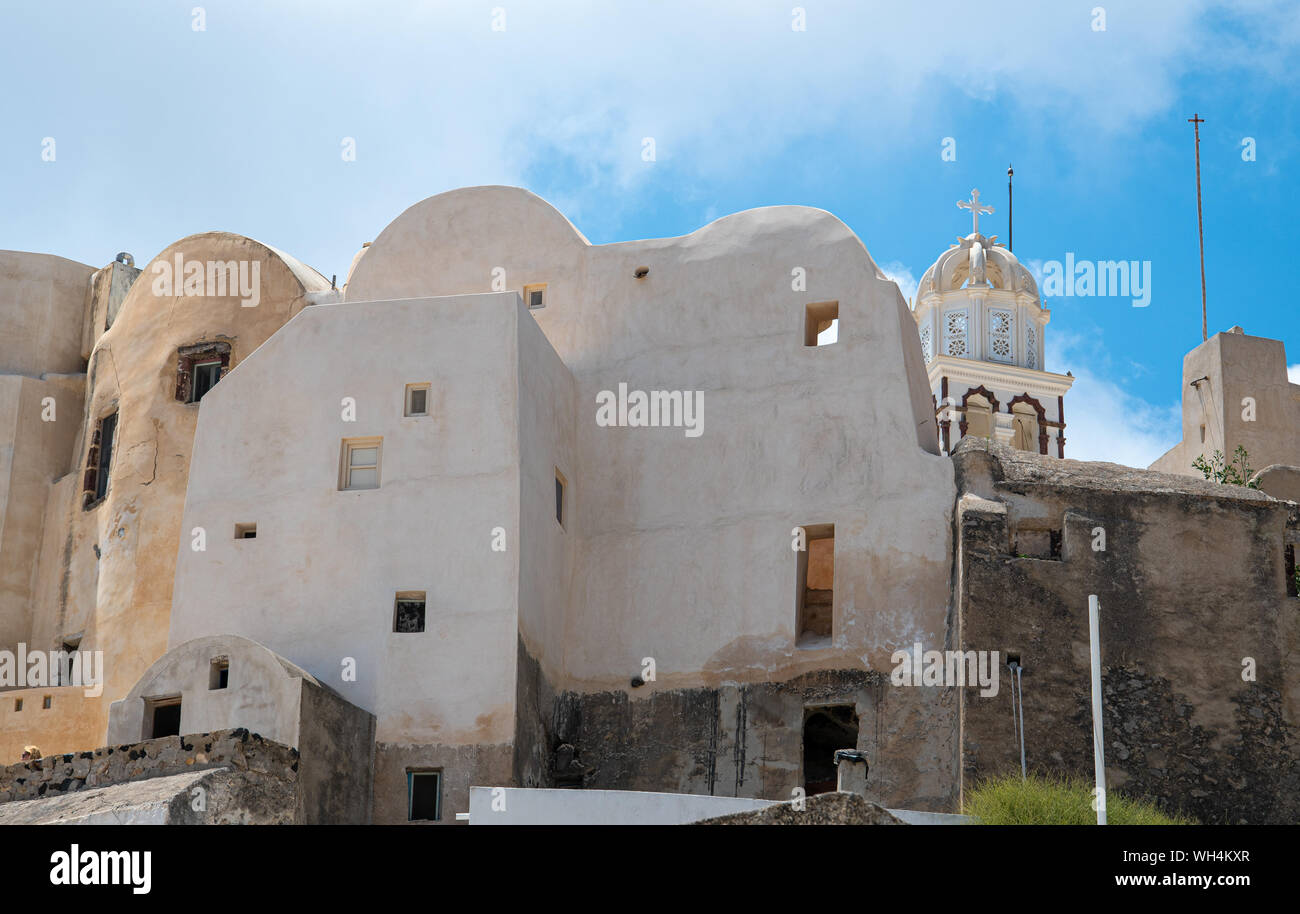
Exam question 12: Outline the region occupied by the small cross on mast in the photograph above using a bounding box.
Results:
[957,188,994,235]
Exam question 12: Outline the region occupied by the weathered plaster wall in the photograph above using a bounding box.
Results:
[1151,329,1300,477]
[0,251,94,376]
[537,662,956,811]
[345,187,955,698]
[13,234,327,759]
[0,374,83,651]
[955,439,1300,823]
[297,673,375,825]
[107,634,312,746]
[170,293,532,822]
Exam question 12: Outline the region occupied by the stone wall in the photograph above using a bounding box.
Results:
[0,727,296,805]
[955,439,1300,823]
[519,641,958,812]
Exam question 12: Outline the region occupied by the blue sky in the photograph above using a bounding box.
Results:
[3,1,1297,467]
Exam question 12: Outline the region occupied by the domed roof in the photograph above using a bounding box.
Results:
[915,231,1039,303]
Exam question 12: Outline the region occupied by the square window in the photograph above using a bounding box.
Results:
[407,769,442,821]
[235,522,257,539]
[405,383,431,417]
[209,657,229,690]
[394,591,426,633]
[524,284,547,310]
[340,437,382,490]
[804,301,839,347]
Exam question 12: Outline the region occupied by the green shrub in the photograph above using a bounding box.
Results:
[963,774,1195,825]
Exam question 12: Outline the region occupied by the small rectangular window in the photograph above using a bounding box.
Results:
[145,697,182,739]
[525,284,547,310]
[14,698,22,712]
[235,522,257,539]
[407,769,442,821]
[340,437,382,490]
[804,301,839,347]
[42,695,52,710]
[209,657,230,690]
[405,383,431,417]
[394,591,426,633]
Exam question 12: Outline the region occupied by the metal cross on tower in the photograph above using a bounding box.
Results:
[957,188,994,235]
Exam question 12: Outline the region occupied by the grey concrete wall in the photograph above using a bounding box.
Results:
[296,677,375,824]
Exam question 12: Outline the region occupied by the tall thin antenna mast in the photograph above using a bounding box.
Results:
[1189,114,1207,342]
[1007,164,1014,252]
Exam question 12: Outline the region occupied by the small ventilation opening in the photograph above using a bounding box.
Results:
[209,657,229,690]
[235,523,256,539]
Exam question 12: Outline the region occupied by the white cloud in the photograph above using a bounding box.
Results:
[879,261,918,305]
[1047,331,1181,468]
[1288,364,1300,384]
[302,1,1300,235]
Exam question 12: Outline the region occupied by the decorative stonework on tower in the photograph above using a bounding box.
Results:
[913,190,1074,456]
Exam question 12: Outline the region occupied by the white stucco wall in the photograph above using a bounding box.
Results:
[170,293,530,747]
[343,186,955,690]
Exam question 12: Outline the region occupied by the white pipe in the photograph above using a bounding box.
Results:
[1015,665,1027,780]
[1088,594,1107,825]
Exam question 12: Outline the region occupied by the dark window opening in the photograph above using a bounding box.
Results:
[83,412,117,507]
[394,592,426,633]
[175,342,231,404]
[209,658,229,690]
[59,637,80,685]
[796,524,834,644]
[13,699,21,712]
[1013,527,1062,561]
[407,770,442,821]
[147,698,182,738]
[235,523,257,539]
[555,470,567,528]
[42,695,52,710]
[803,705,859,795]
[191,360,222,402]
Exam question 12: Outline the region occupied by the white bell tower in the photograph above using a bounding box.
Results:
[912,190,1074,456]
